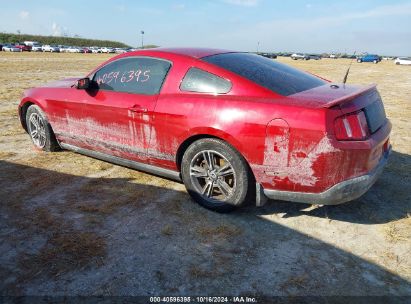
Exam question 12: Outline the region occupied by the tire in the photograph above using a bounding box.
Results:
[373,60,377,64]
[25,105,60,152]
[357,59,362,63]
[396,62,400,65]
[181,138,250,212]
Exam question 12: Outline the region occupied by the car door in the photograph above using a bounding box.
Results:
[80,56,172,162]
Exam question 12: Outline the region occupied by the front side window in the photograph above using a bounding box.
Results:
[92,57,171,95]
[180,68,232,94]
[202,53,326,96]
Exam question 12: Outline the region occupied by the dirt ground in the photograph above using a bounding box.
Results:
[0,52,410,297]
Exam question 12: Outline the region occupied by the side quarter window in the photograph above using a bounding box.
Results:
[180,67,232,94]
[92,57,171,95]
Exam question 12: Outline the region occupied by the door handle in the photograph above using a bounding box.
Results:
[128,104,148,113]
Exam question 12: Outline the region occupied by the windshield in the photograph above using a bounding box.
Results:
[202,53,326,96]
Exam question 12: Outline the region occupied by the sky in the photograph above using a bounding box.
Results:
[0,0,410,55]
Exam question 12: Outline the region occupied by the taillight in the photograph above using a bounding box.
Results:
[334,111,369,140]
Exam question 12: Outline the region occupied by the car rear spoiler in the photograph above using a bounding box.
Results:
[321,83,377,108]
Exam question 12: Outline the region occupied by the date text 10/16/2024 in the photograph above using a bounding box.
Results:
[149,296,258,303]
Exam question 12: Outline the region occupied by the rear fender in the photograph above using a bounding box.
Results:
[181,127,244,157]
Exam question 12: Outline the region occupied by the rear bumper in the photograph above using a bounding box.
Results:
[263,146,391,205]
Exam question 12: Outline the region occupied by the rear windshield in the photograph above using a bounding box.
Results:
[202,53,326,96]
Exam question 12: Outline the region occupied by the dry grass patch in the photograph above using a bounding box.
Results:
[22,207,63,231]
[384,217,411,243]
[161,225,173,236]
[1,126,24,137]
[196,224,242,241]
[71,177,154,215]
[187,224,245,279]
[76,199,136,215]
[12,207,107,283]
[280,274,309,292]
[77,204,103,213]
[188,248,240,279]
[188,265,215,278]
[0,180,108,285]
[18,151,114,176]
[158,198,184,216]
[0,53,113,117]
[95,162,114,171]
[19,231,106,278]
[85,215,104,227]
[0,151,17,158]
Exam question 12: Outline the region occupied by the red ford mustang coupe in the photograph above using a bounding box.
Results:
[19,48,391,212]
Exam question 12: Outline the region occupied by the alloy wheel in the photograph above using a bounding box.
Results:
[189,150,236,202]
[28,113,47,148]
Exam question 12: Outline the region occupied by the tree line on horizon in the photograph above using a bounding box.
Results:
[0,32,131,48]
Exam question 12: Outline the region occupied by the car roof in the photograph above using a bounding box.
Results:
[128,47,234,59]
[87,48,237,77]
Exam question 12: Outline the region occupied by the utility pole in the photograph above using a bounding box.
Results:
[141,30,144,49]
[257,41,260,54]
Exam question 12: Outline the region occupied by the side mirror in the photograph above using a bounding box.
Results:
[76,77,90,90]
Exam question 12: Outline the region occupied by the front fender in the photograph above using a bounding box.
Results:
[18,94,49,132]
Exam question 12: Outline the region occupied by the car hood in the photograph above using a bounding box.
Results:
[40,77,81,88]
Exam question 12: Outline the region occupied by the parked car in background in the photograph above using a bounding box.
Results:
[82,47,92,53]
[15,44,32,52]
[23,41,39,46]
[58,45,70,53]
[32,44,43,52]
[18,48,391,212]
[357,54,381,63]
[382,56,394,60]
[115,48,127,54]
[291,53,309,60]
[42,45,60,52]
[100,47,115,53]
[66,46,81,53]
[2,44,21,52]
[329,54,337,59]
[89,47,101,53]
[259,53,277,59]
[308,54,321,60]
[394,57,411,65]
